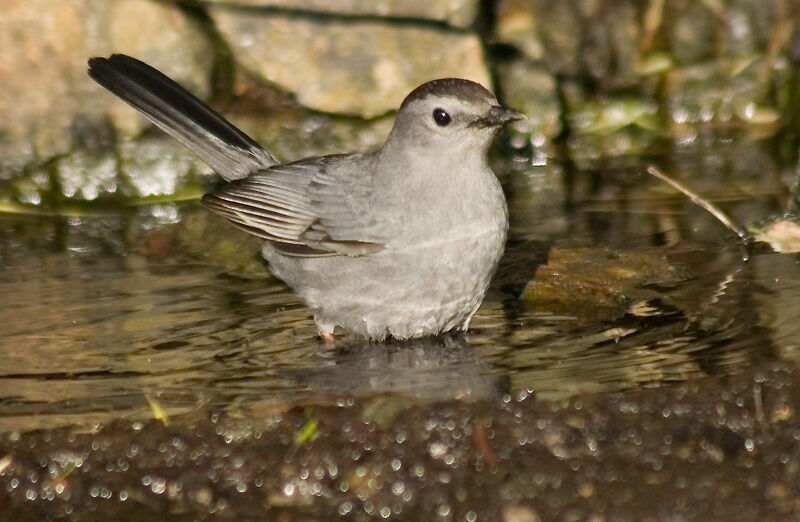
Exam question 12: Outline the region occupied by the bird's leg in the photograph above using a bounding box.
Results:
[317,323,336,344]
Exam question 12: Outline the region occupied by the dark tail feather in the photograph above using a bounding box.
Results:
[88,54,276,180]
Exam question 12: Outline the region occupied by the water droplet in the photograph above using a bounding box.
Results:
[428,442,447,458]
[338,501,353,515]
[151,477,166,495]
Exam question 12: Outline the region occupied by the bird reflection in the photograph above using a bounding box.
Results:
[290,334,506,401]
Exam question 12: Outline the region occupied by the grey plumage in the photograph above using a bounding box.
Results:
[400,78,499,109]
[201,156,387,257]
[88,54,523,341]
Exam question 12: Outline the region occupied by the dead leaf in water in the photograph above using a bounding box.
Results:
[145,393,170,426]
[749,217,800,253]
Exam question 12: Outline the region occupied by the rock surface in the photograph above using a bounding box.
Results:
[0,0,796,202]
[0,0,216,173]
[211,7,491,117]
[495,60,561,143]
[198,0,480,28]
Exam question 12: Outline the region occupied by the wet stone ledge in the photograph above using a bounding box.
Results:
[1,360,799,520]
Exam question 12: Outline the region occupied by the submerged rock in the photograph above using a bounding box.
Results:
[522,247,690,322]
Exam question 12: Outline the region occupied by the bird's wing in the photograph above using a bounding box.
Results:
[201,156,388,257]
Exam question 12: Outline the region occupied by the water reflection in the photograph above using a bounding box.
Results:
[293,335,502,399]
[0,134,799,430]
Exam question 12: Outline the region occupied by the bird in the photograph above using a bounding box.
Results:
[88,54,523,341]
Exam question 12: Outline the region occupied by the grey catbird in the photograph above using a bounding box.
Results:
[88,54,523,341]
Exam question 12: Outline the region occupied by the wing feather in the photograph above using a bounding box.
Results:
[201,156,388,257]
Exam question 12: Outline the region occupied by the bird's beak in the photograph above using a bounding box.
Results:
[470,105,526,128]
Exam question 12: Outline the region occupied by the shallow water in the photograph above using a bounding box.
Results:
[1,132,799,431]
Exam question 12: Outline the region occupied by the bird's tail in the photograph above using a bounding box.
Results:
[88,54,277,180]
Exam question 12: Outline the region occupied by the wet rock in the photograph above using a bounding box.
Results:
[495,60,561,143]
[118,135,210,199]
[493,0,545,60]
[561,81,662,161]
[54,150,120,202]
[536,1,583,75]
[667,0,782,65]
[210,7,491,117]
[198,0,480,28]
[571,0,640,83]
[664,60,773,128]
[522,247,690,322]
[0,0,216,171]
[667,2,718,66]
[102,1,217,137]
[491,0,791,160]
[494,0,641,82]
[0,164,50,208]
[227,107,395,161]
[1,134,213,205]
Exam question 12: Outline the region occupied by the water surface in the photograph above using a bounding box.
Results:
[1,133,799,430]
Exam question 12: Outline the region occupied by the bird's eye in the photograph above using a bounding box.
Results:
[432,108,451,126]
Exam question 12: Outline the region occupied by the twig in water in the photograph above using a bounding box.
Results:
[646,166,749,240]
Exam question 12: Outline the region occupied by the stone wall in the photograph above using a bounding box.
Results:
[0,0,797,203]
